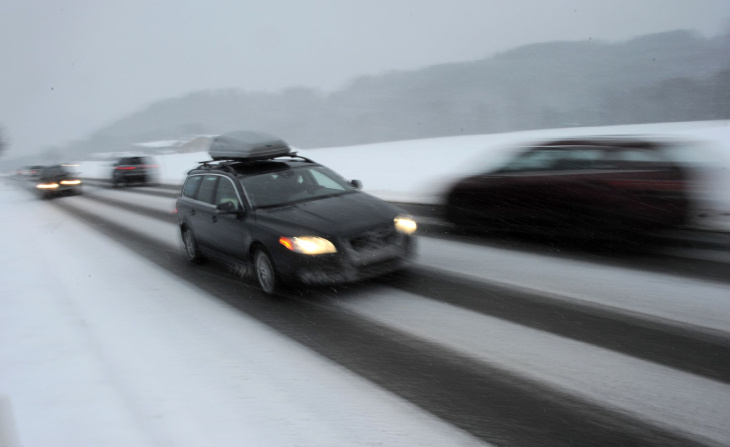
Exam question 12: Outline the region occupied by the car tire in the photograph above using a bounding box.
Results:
[182,228,203,263]
[254,249,278,295]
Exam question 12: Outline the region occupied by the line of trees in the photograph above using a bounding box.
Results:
[48,28,730,159]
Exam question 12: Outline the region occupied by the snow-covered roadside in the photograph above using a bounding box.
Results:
[0,181,488,447]
[76,120,730,232]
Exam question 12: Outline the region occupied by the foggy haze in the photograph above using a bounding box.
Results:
[1,0,729,158]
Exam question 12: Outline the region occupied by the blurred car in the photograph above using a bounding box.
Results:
[111,156,159,187]
[35,164,82,198]
[443,136,693,236]
[176,131,417,295]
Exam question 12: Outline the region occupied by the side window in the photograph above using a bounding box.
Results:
[603,149,667,170]
[197,175,219,205]
[500,149,562,172]
[310,169,346,191]
[214,178,240,209]
[182,175,203,198]
[551,148,602,171]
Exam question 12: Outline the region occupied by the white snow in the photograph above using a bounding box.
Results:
[3,121,730,446]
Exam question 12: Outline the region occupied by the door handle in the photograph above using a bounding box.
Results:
[189,209,196,216]
[211,215,218,223]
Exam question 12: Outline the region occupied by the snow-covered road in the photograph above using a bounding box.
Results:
[3,178,730,447]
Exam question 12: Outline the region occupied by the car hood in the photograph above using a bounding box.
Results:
[255,192,402,237]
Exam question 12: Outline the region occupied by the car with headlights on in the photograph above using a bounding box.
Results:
[176,131,417,295]
[35,165,83,198]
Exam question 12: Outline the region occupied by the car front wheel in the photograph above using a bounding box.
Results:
[254,249,278,295]
[182,228,203,263]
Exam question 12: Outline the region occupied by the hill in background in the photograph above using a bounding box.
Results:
[49,29,730,160]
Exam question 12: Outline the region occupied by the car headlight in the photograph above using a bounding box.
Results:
[60,179,81,185]
[36,183,59,189]
[279,236,337,254]
[394,215,417,234]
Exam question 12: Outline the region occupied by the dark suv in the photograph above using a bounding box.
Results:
[111,156,158,187]
[176,131,416,294]
[444,136,694,236]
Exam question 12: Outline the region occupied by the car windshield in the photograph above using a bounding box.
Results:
[41,166,70,177]
[240,165,357,209]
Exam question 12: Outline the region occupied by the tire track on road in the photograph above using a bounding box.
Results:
[48,197,714,447]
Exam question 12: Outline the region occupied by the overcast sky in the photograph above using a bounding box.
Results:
[1,0,729,159]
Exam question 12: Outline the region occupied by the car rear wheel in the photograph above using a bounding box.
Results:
[254,249,278,295]
[182,228,203,263]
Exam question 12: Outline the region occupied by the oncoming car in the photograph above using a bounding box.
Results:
[176,131,417,294]
[35,165,83,198]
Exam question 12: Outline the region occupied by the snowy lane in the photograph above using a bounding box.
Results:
[417,236,730,336]
[4,181,730,446]
[0,183,489,447]
[327,287,730,445]
[73,182,730,337]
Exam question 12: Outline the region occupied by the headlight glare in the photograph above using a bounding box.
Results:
[279,236,337,254]
[394,215,417,234]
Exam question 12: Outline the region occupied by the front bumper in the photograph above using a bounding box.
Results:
[277,234,415,286]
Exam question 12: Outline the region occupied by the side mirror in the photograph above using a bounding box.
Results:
[351,179,363,190]
[216,201,240,215]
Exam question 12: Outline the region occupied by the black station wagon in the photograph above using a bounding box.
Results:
[176,131,417,294]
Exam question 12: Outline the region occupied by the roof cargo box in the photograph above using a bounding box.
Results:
[209,131,292,161]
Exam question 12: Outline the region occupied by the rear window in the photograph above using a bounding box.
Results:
[119,157,148,165]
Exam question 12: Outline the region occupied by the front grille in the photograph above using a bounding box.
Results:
[349,225,397,252]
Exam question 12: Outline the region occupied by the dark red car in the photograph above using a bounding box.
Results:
[111,156,159,187]
[444,137,693,236]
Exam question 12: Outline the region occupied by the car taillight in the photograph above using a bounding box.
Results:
[607,179,685,191]
[115,166,136,170]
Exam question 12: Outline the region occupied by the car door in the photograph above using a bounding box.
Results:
[187,175,220,250]
[473,148,566,226]
[521,147,609,227]
[207,175,253,260]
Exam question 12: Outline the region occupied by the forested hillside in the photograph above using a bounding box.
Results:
[64,29,730,158]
